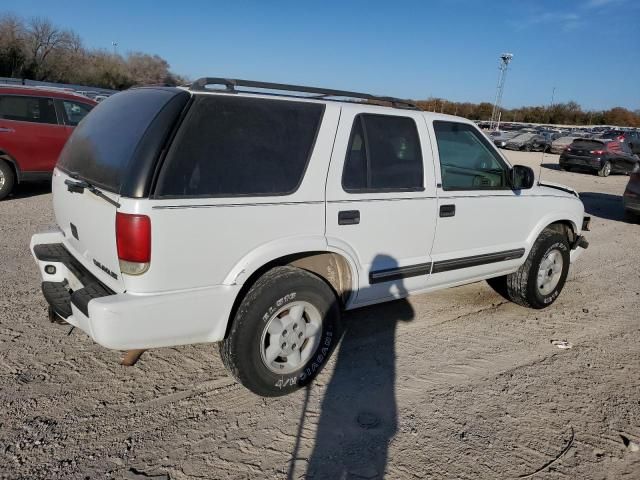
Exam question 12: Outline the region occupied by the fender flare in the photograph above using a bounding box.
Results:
[527,213,579,250]
[221,234,360,301]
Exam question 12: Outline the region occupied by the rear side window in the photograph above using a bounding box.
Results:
[58,88,184,193]
[342,114,423,192]
[62,100,93,126]
[0,95,58,124]
[155,96,324,197]
[433,121,509,190]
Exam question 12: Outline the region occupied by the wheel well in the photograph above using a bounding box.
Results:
[0,152,19,183]
[223,251,354,339]
[545,220,576,244]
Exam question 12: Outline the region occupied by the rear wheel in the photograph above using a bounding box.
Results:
[597,161,612,177]
[0,160,16,201]
[486,230,570,309]
[220,266,341,397]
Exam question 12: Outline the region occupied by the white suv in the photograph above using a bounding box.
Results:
[31,78,590,396]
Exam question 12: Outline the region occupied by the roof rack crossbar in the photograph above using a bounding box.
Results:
[189,77,418,110]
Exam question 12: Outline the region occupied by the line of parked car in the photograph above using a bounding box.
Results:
[482,123,640,178]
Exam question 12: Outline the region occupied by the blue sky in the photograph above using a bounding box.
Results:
[7,0,640,110]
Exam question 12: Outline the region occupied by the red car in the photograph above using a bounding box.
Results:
[0,86,97,200]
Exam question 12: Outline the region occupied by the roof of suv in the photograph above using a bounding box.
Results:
[182,78,475,125]
[0,84,97,104]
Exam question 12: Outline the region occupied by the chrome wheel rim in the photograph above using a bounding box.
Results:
[0,169,4,189]
[603,163,611,176]
[260,301,323,374]
[537,249,564,296]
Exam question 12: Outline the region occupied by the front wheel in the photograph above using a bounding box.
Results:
[487,230,570,309]
[597,161,612,177]
[220,266,341,397]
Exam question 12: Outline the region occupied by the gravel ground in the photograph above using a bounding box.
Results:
[0,151,639,479]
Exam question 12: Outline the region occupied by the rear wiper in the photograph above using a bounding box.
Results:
[64,178,121,208]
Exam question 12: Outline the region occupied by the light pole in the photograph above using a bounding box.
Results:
[112,41,119,56]
[489,53,513,131]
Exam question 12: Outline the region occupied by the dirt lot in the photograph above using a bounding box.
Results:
[1,151,639,480]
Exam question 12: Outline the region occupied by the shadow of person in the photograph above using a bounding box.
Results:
[304,254,415,479]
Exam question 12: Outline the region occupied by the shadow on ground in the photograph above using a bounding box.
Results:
[295,254,415,479]
[6,182,51,201]
[580,191,632,222]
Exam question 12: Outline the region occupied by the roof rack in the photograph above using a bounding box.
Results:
[188,77,419,110]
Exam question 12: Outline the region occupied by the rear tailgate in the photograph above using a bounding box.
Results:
[50,87,191,292]
[52,169,123,291]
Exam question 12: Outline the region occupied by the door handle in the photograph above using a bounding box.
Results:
[0,127,15,133]
[439,204,456,217]
[338,210,360,225]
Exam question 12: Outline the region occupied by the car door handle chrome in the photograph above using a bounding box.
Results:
[439,204,456,217]
[338,210,360,225]
[0,127,15,133]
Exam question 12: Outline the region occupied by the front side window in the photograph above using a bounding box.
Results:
[433,121,509,190]
[62,100,93,126]
[156,96,324,197]
[342,114,423,192]
[0,95,58,124]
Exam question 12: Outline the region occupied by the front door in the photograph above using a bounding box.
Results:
[325,108,438,306]
[427,120,532,287]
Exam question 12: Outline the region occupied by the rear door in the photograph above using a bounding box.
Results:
[54,88,190,292]
[0,94,67,172]
[325,108,438,305]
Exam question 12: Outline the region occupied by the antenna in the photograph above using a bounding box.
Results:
[489,53,513,131]
[537,86,557,184]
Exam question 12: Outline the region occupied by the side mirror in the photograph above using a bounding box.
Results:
[510,165,535,190]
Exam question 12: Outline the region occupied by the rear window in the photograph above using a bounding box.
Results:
[57,88,182,193]
[571,140,606,150]
[155,95,324,198]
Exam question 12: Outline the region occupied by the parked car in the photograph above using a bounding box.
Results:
[623,172,640,220]
[599,130,640,154]
[559,139,640,176]
[551,135,581,154]
[491,131,519,148]
[504,133,549,151]
[0,86,96,200]
[30,78,589,397]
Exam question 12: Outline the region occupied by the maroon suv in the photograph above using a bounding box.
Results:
[0,86,97,200]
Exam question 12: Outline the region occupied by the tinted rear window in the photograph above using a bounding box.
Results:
[155,95,324,197]
[57,88,181,192]
[571,140,605,150]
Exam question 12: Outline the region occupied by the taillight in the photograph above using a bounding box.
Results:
[116,212,151,275]
[589,150,605,155]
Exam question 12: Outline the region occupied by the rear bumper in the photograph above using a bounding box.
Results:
[31,231,239,350]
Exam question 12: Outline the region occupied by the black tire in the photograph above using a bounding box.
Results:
[486,275,509,301]
[0,160,16,201]
[597,161,611,177]
[624,210,640,223]
[501,230,570,309]
[220,266,341,397]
